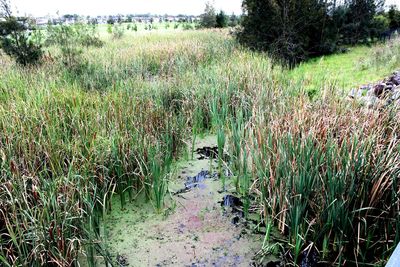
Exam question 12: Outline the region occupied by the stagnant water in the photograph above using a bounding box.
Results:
[102,135,282,266]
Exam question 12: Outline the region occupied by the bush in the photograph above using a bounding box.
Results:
[182,23,194,30]
[112,24,125,39]
[46,23,103,68]
[228,14,239,27]
[238,0,384,65]
[77,24,103,47]
[372,14,390,40]
[0,6,43,66]
[216,11,228,28]
[200,1,216,28]
[388,5,400,30]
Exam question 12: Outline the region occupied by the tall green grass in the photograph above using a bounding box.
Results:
[0,29,399,266]
[0,30,242,266]
[229,97,400,265]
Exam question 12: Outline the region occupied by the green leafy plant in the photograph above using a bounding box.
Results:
[112,23,125,39]
[0,1,42,65]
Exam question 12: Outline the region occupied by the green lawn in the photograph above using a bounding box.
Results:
[289,44,400,94]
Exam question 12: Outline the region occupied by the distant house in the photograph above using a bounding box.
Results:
[97,16,106,24]
[64,18,75,25]
[35,17,48,26]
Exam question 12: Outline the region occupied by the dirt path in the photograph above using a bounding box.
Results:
[104,135,264,267]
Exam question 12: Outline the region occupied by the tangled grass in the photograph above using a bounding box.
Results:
[0,29,399,266]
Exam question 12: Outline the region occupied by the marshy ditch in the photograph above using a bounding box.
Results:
[1,30,400,267]
[103,136,280,267]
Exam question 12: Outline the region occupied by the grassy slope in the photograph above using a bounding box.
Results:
[289,44,400,95]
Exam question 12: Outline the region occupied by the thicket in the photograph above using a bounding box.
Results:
[200,1,239,28]
[238,0,400,65]
[46,23,103,69]
[0,0,43,65]
[111,23,125,39]
[388,5,400,30]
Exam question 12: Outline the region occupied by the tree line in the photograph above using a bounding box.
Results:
[238,0,400,65]
[199,2,240,28]
[2,0,400,67]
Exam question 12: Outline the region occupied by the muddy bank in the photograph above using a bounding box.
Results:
[103,135,277,266]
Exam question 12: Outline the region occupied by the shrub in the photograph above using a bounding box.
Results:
[388,5,400,30]
[372,14,390,40]
[200,1,216,28]
[182,23,194,30]
[46,23,103,68]
[0,1,43,66]
[238,0,384,65]
[228,14,239,27]
[216,11,228,28]
[112,24,125,39]
[77,24,103,48]
[238,0,336,65]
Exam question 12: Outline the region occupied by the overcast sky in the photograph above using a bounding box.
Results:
[11,0,243,17]
[387,0,400,6]
[10,0,400,17]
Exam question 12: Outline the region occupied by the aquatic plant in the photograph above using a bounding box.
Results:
[0,28,399,267]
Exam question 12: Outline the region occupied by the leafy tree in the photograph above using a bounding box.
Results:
[371,14,389,39]
[216,10,228,28]
[107,16,115,25]
[229,13,239,27]
[387,5,400,30]
[238,0,334,65]
[344,0,383,44]
[238,0,386,65]
[0,0,43,65]
[90,18,98,25]
[200,1,217,28]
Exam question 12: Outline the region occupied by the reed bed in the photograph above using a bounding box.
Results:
[0,29,399,266]
[226,92,400,264]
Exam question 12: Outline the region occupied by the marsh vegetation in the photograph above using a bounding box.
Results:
[0,13,400,267]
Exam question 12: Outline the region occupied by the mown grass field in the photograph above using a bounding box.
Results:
[0,29,399,266]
